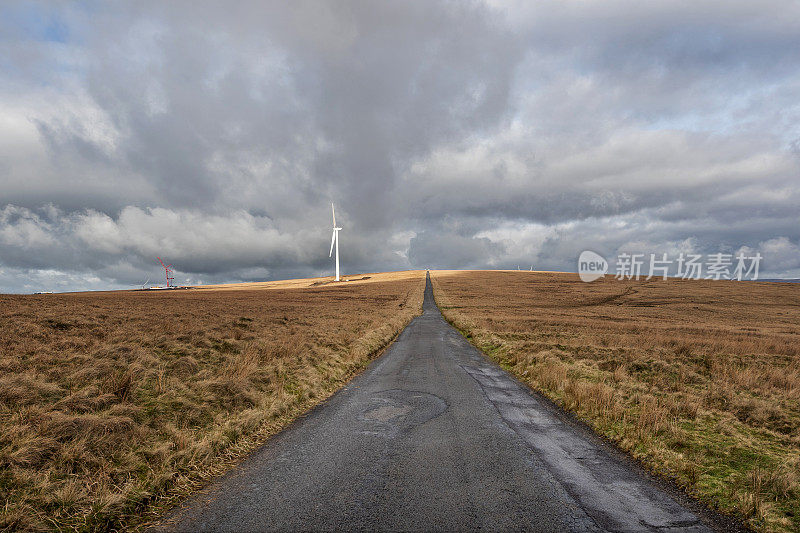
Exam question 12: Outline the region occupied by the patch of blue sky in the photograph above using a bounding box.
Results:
[1,3,69,43]
[641,87,783,138]
[0,3,94,88]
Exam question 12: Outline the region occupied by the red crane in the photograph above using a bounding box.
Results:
[157,257,174,288]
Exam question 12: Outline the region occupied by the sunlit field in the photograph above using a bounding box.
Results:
[0,271,425,530]
[431,270,800,532]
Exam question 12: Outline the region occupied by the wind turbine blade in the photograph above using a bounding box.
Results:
[331,203,336,227]
[329,230,336,257]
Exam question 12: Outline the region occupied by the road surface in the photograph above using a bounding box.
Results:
[158,273,715,532]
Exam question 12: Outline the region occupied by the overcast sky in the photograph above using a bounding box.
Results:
[1,1,799,292]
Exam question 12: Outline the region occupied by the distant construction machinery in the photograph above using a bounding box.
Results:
[157,257,174,288]
[141,258,190,290]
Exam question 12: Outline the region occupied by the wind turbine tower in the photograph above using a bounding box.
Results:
[329,203,342,282]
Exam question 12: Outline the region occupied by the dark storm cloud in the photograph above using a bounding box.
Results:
[408,230,507,270]
[75,1,522,221]
[1,0,799,292]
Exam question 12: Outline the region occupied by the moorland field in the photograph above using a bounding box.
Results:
[0,271,425,530]
[431,270,800,532]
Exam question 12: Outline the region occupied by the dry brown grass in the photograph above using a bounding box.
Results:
[431,270,800,532]
[0,271,425,531]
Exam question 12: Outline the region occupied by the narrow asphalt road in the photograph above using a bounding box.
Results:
[158,273,712,532]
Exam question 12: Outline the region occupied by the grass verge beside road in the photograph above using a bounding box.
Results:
[431,270,799,532]
[0,271,425,530]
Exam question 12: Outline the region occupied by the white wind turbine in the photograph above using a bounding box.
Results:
[328,203,342,281]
